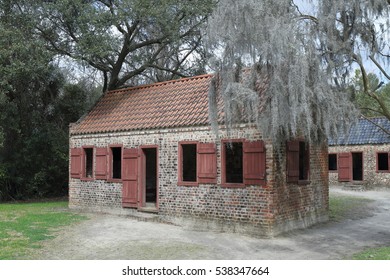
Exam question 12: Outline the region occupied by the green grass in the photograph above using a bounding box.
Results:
[352,247,390,260]
[329,194,373,222]
[0,201,86,259]
[329,193,390,260]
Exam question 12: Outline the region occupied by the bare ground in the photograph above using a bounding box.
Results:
[35,187,390,260]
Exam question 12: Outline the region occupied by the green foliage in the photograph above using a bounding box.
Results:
[351,70,390,117]
[0,127,3,148]
[1,0,210,200]
[31,0,216,90]
[0,74,100,200]
[0,5,101,200]
[0,201,87,259]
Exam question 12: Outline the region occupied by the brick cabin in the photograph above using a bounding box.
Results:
[329,117,390,188]
[69,73,329,237]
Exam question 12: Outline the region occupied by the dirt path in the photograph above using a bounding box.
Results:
[36,187,390,260]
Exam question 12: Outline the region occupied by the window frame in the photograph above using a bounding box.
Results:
[108,144,123,182]
[298,141,310,183]
[81,145,94,181]
[376,152,390,173]
[221,139,245,188]
[328,153,338,172]
[178,141,199,186]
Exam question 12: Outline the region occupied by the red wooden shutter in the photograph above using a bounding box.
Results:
[286,141,299,183]
[197,143,217,184]
[122,148,139,208]
[95,147,108,180]
[338,153,352,182]
[70,148,82,179]
[243,141,266,185]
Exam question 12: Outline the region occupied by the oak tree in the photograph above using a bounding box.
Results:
[206,0,390,142]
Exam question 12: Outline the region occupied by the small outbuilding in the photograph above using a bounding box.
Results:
[329,117,390,188]
[69,73,329,237]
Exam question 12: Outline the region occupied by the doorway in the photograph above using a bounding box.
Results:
[141,147,158,209]
[352,152,363,181]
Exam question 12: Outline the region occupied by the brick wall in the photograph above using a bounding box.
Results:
[271,142,329,234]
[329,144,390,187]
[69,125,328,236]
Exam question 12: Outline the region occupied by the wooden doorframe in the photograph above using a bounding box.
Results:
[138,145,159,210]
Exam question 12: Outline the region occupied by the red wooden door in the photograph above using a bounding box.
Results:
[338,152,352,182]
[122,148,139,208]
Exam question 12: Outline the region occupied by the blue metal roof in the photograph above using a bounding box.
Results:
[329,117,390,146]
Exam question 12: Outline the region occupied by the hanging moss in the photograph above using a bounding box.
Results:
[205,0,390,145]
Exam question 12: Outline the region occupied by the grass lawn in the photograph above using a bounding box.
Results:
[0,201,86,260]
[329,194,372,222]
[329,193,390,260]
[1,193,388,260]
[352,247,390,260]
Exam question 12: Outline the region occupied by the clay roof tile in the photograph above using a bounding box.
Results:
[71,74,214,135]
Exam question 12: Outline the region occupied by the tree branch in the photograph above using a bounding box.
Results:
[354,54,390,121]
[114,43,169,88]
[171,37,203,74]
[127,36,168,52]
[291,0,319,24]
[297,14,319,24]
[359,106,385,115]
[369,55,390,80]
[379,50,390,58]
[360,114,390,136]
[36,26,111,73]
[148,64,189,78]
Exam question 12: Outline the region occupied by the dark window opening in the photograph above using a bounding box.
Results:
[328,154,337,171]
[225,142,243,183]
[378,153,389,171]
[352,152,363,181]
[299,141,309,180]
[182,144,197,182]
[84,148,93,178]
[111,147,122,179]
[144,148,157,203]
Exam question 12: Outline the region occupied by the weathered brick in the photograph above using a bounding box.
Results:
[69,125,329,237]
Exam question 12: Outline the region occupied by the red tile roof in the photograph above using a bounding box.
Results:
[70,74,214,135]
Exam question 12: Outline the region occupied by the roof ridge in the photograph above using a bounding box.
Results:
[108,73,214,94]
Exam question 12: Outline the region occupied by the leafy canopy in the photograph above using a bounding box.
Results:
[29,0,216,91]
[1,0,101,200]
